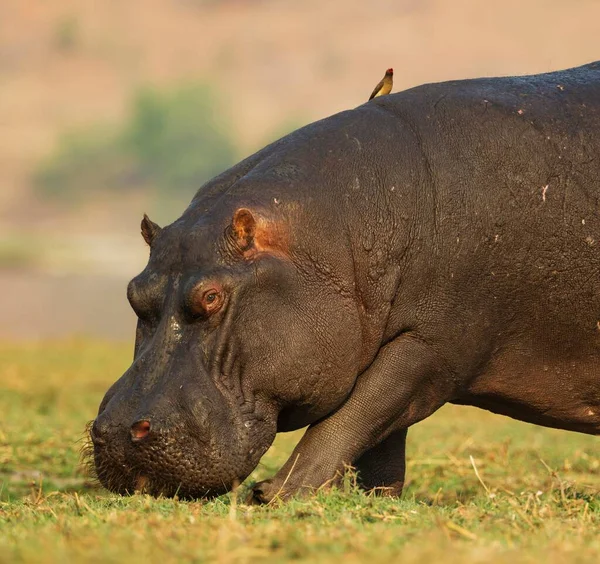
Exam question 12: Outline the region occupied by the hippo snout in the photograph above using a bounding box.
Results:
[90,414,230,499]
[88,371,276,500]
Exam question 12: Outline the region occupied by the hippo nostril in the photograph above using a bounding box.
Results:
[130,420,151,441]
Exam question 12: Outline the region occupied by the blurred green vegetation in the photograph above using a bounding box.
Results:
[52,15,80,52]
[0,237,45,270]
[34,83,238,204]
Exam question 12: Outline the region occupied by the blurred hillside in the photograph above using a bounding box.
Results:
[0,0,599,338]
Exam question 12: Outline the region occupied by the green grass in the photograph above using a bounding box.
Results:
[0,340,598,563]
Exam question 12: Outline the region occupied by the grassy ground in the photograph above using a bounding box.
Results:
[0,340,598,563]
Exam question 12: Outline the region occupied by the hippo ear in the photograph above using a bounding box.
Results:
[230,207,289,257]
[141,214,162,247]
[231,208,256,251]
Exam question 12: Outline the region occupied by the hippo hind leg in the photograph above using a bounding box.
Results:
[354,428,407,496]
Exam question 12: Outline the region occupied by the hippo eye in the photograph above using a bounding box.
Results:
[193,287,223,317]
[201,289,223,316]
[188,282,225,319]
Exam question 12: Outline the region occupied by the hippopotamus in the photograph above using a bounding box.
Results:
[90,61,600,503]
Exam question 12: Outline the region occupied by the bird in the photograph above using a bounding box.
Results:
[369,68,394,100]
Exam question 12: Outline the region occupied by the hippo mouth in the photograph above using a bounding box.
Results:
[84,421,256,500]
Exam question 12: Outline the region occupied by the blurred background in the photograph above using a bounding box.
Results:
[1,0,598,340]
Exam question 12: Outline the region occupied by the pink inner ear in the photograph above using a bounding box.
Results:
[233,209,255,235]
[232,208,257,249]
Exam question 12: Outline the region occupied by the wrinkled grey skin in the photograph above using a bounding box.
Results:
[92,62,600,502]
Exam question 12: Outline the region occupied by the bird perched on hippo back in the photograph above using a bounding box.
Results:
[369,68,394,100]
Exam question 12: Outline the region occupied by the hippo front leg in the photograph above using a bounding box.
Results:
[251,335,456,503]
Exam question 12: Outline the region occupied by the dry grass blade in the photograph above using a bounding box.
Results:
[446,520,478,540]
[469,454,495,498]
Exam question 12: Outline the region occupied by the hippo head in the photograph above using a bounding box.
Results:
[90,188,364,499]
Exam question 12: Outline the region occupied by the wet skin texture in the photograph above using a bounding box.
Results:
[92,62,600,502]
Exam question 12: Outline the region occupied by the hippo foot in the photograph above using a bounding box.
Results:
[247,480,276,504]
[247,478,312,504]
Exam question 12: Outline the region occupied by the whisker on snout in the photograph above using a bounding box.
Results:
[79,420,101,486]
[80,420,133,495]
